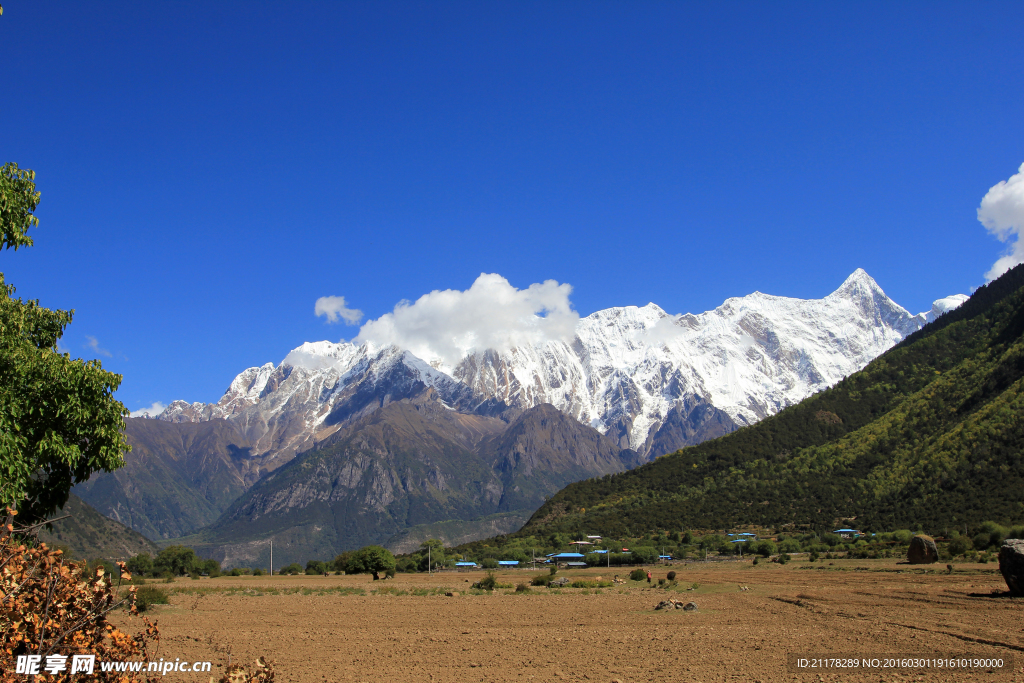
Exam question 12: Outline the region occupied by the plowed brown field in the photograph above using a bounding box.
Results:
[114,559,1024,682]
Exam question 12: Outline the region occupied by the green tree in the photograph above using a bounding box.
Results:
[419,538,445,569]
[154,545,199,576]
[0,163,131,524]
[348,545,396,580]
[630,546,658,564]
[125,552,153,577]
[331,550,354,573]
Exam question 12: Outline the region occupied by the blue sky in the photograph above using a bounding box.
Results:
[2,1,1023,413]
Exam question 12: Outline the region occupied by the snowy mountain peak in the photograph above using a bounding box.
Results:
[926,294,970,322]
[156,270,969,461]
[828,267,889,300]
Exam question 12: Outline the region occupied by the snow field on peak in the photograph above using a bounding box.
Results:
[160,270,968,456]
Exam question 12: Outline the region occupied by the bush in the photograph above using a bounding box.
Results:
[1,510,160,679]
[515,582,531,593]
[778,553,791,565]
[473,572,497,591]
[628,568,646,581]
[480,558,498,569]
[253,568,265,576]
[948,536,972,557]
[530,575,551,587]
[279,563,302,576]
[808,551,820,562]
[666,570,676,581]
[892,530,914,544]
[134,586,169,612]
[779,538,801,553]
[306,560,327,575]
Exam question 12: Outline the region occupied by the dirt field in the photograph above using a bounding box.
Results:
[113,558,1024,682]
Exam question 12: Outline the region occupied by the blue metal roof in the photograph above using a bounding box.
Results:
[497,560,520,565]
[659,555,672,559]
[589,549,609,554]
[550,552,585,558]
[455,562,476,566]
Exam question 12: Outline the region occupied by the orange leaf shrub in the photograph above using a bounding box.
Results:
[1,509,159,683]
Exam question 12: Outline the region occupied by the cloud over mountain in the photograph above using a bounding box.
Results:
[314,295,363,325]
[354,273,579,369]
[979,162,1024,282]
[130,401,167,418]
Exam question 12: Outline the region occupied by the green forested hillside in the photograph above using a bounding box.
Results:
[36,493,159,561]
[518,264,1024,538]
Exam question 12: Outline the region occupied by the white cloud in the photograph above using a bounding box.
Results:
[84,335,112,357]
[130,401,166,418]
[978,162,1024,281]
[314,296,363,325]
[354,273,579,369]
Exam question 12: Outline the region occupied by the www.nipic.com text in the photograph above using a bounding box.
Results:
[15,655,212,676]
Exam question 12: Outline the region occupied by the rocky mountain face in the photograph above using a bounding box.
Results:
[74,418,267,539]
[183,392,636,567]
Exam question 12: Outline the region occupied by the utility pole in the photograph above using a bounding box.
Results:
[270,540,273,577]
[428,545,431,576]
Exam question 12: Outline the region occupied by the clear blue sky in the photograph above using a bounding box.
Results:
[2,1,1023,412]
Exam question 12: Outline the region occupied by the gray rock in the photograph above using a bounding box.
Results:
[683,601,698,611]
[907,535,938,564]
[998,539,1024,595]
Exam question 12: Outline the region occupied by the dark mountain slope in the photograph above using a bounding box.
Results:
[74,418,269,539]
[182,391,637,567]
[37,493,159,561]
[481,403,639,512]
[520,264,1024,538]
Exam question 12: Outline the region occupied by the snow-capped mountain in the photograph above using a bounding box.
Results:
[158,269,966,461]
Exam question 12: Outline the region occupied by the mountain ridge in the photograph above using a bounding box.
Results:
[156,270,962,460]
[512,264,1024,539]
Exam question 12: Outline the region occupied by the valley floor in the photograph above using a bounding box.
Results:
[112,558,1024,683]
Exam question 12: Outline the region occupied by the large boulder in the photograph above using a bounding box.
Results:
[998,539,1024,595]
[907,535,938,564]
